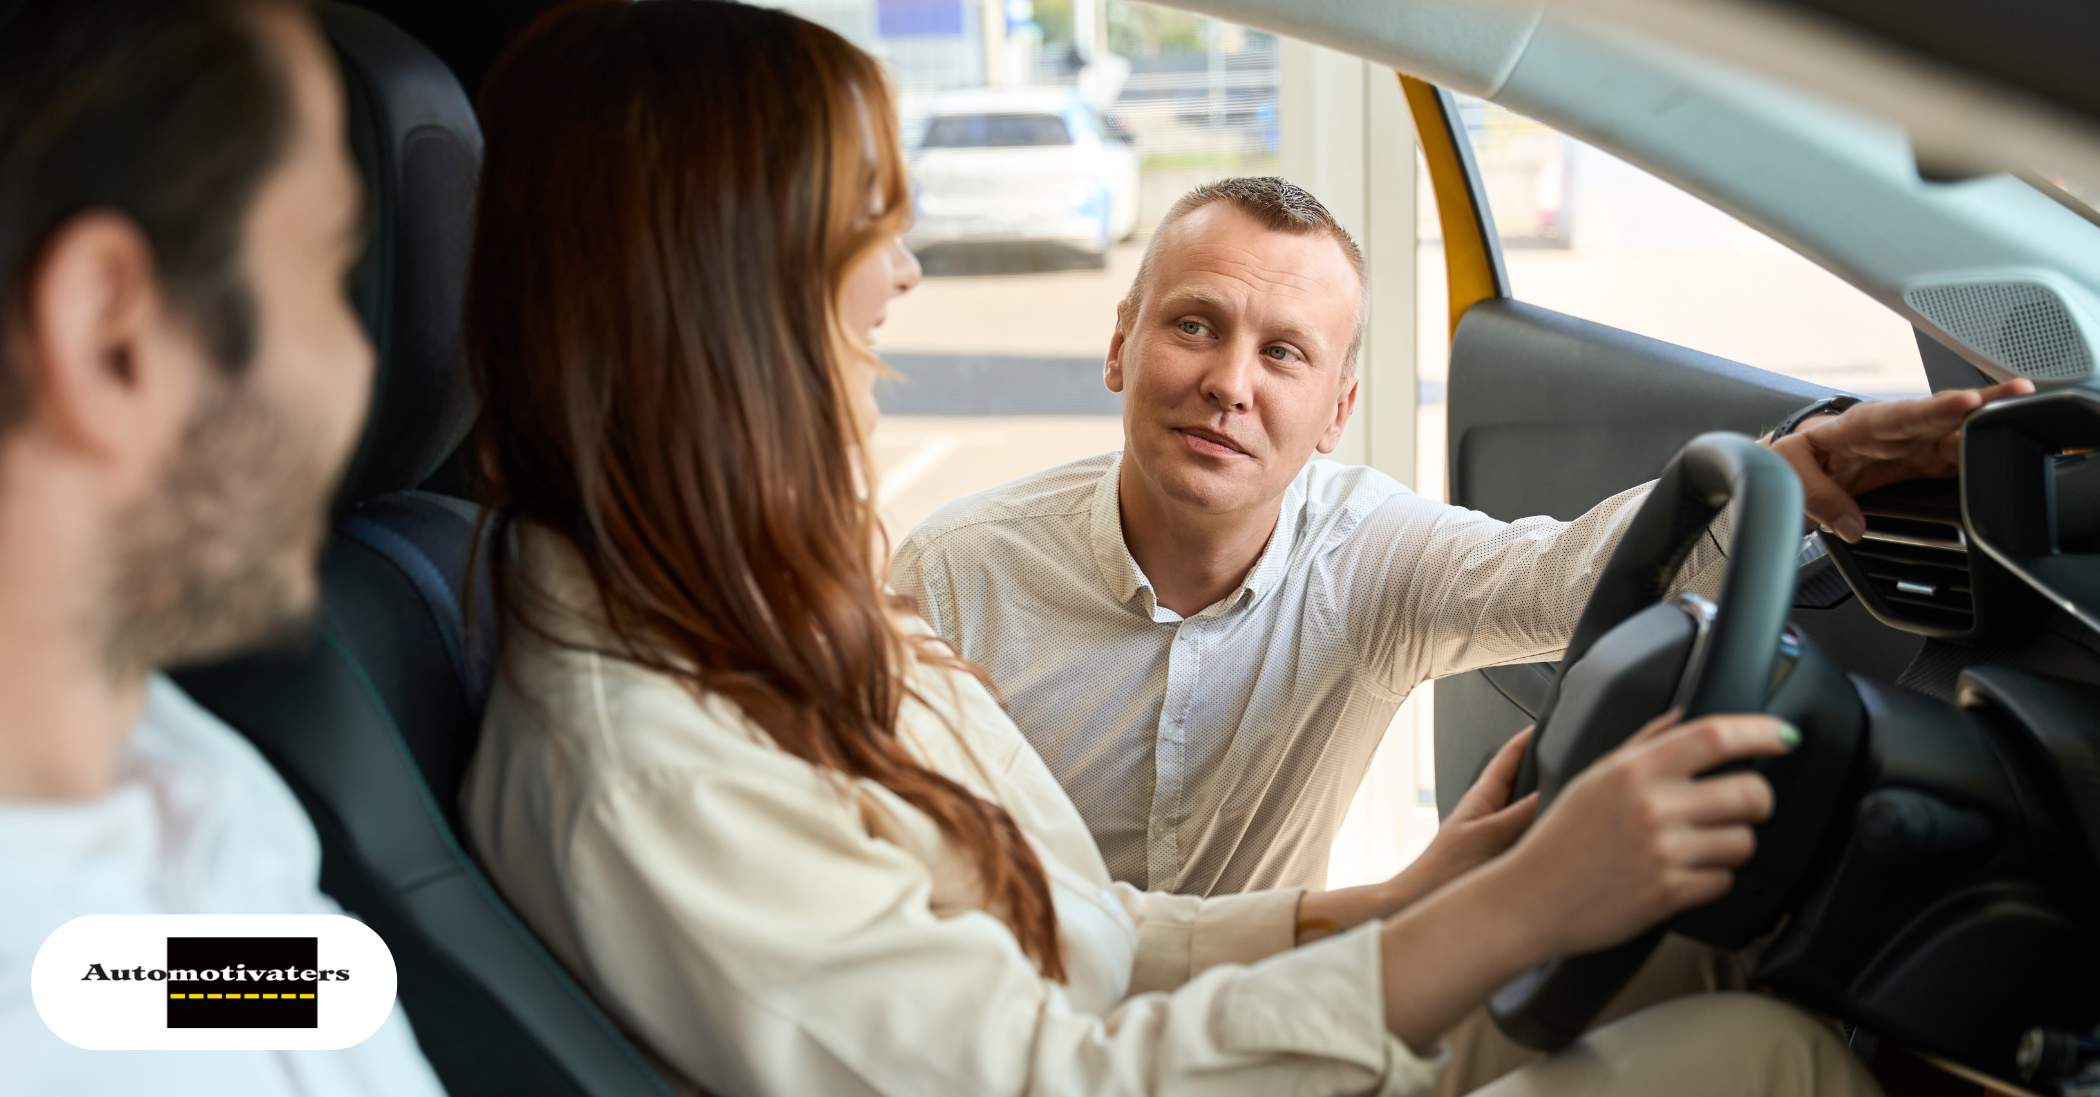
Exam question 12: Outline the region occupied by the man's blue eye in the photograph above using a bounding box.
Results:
[1265,346,1292,361]
[1180,320,1204,336]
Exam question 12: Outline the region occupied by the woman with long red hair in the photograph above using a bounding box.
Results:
[459,2,1880,1094]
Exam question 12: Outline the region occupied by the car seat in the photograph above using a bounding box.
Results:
[172,6,678,1094]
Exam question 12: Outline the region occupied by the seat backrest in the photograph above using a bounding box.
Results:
[331,491,497,812]
[173,7,672,1094]
[327,1,479,513]
[180,493,669,1097]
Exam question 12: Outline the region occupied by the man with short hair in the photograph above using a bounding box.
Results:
[893,175,2027,899]
[0,2,444,1091]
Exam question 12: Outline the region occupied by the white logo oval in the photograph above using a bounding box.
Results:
[32,914,401,1050]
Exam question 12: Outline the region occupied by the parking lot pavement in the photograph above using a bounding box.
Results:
[872,415,1127,538]
[877,242,1141,360]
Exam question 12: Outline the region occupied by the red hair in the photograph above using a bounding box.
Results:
[465,0,1065,980]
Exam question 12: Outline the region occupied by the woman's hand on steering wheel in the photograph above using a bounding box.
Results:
[1493,711,1799,960]
[1391,728,1542,910]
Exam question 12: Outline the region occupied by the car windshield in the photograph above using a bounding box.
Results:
[921,112,1073,149]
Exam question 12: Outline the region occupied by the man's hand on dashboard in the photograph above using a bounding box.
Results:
[1771,378,2036,543]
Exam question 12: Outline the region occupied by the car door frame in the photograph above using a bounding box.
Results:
[1397,77,1924,815]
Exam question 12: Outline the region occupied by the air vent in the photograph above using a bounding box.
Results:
[1847,513,1974,634]
[1903,279,2095,382]
[1819,478,2005,640]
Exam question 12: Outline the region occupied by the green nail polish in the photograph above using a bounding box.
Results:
[1778,722,1802,749]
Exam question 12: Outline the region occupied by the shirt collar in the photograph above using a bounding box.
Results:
[1088,452,1148,608]
[1238,474,1306,608]
[1087,451,1308,618]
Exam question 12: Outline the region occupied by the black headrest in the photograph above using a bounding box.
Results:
[322,3,481,506]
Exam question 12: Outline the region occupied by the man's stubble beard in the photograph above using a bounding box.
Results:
[99,375,336,678]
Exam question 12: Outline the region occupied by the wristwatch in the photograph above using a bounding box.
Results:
[1770,394,1862,441]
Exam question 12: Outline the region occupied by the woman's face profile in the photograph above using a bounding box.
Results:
[840,230,920,341]
[836,203,921,436]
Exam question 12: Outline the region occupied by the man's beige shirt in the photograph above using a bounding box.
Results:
[892,452,1730,894]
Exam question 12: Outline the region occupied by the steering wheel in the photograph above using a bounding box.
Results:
[1488,432,1864,1050]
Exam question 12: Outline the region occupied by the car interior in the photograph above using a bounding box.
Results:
[164,1,2099,1095]
[171,6,669,1093]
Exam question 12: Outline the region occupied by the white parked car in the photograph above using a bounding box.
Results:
[906,88,1142,268]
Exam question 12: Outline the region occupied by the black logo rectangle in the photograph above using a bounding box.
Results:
[166,937,319,1029]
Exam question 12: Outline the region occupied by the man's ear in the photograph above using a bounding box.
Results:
[23,214,179,462]
[1315,371,1360,455]
[1104,304,1131,394]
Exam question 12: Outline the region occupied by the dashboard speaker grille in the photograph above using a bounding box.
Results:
[1903,280,2093,381]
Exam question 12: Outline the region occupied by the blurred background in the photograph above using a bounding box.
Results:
[767,0,1933,891]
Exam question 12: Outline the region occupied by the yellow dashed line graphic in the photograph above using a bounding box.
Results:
[171,991,315,1000]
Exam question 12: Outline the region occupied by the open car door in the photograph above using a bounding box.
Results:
[1408,81,1931,812]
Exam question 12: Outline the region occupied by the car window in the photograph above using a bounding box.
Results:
[1438,94,1928,398]
[921,112,1075,148]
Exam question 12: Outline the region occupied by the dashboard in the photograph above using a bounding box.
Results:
[1801,385,2100,1092]
[1823,387,2100,648]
